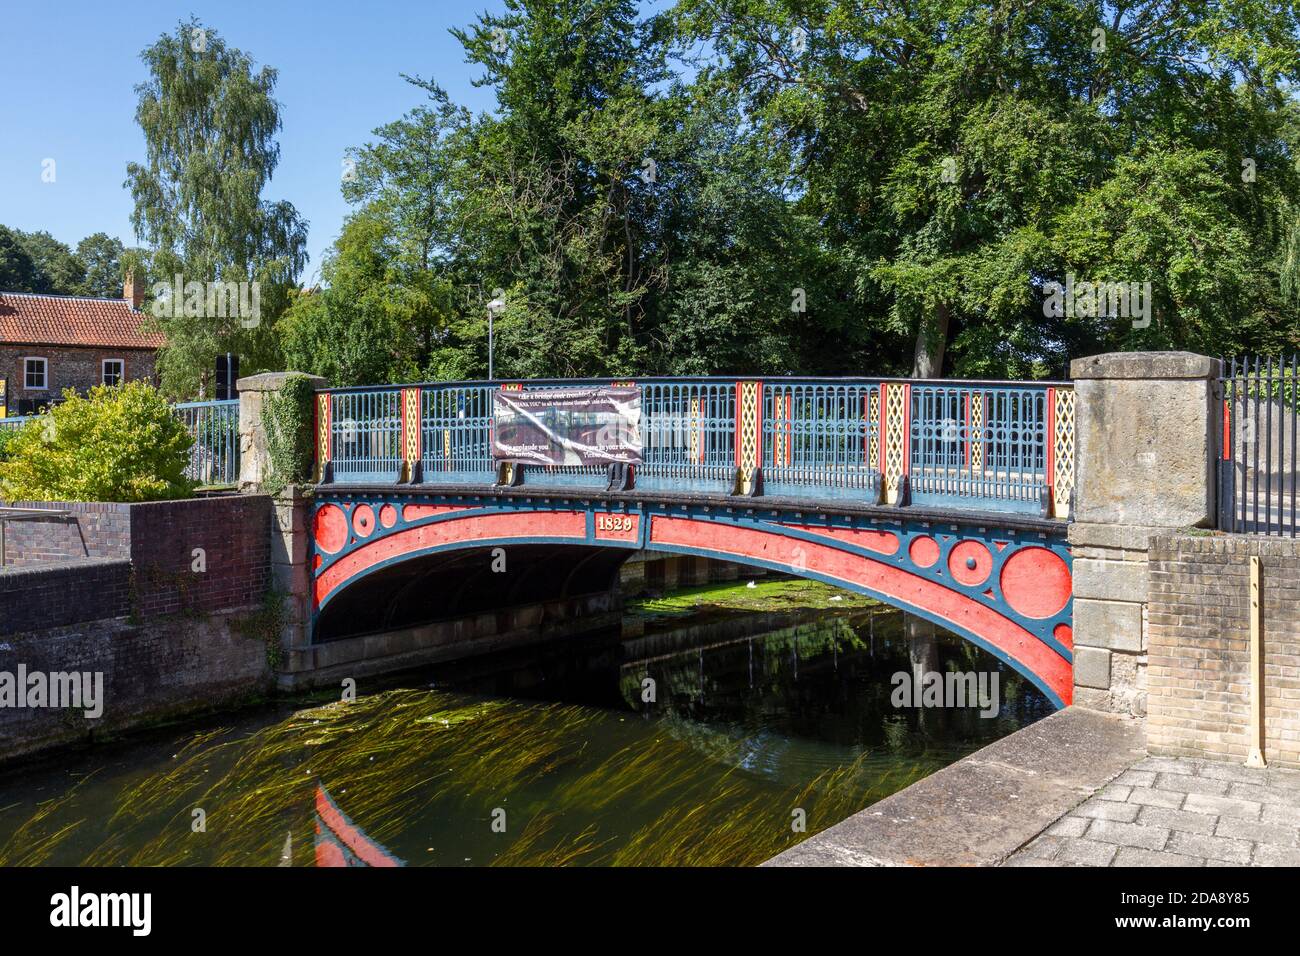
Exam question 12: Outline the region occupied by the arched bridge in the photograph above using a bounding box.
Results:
[308,377,1078,707]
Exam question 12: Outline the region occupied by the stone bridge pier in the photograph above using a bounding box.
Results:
[1068,352,1219,715]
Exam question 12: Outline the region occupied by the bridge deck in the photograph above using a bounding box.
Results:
[321,481,1070,534]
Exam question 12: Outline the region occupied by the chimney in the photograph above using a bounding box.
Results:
[124,272,145,310]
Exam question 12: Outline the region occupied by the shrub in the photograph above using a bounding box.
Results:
[0,427,17,462]
[0,382,195,502]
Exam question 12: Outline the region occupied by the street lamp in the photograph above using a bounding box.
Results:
[486,294,506,381]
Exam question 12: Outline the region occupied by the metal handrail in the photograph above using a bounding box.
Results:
[318,376,1077,518]
[0,506,73,567]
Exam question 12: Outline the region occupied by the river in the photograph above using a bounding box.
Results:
[0,575,1051,866]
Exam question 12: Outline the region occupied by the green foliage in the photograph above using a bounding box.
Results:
[126,18,307,398]
[672,0,1300,374]
[269,0,1300,379]
[0,225,133,298]
[75,233,128,298]
[0,382,194,503]
[0,427,17,463]
[261,374,317,495]
[234,583,289,669]
[10,230,85,294]
[0,226,41,292]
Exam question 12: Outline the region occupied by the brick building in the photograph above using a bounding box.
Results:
[0,275,164,415]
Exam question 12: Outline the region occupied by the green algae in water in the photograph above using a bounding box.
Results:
[0,580,1049,866]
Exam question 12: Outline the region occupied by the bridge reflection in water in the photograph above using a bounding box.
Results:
[0,581,1050,868]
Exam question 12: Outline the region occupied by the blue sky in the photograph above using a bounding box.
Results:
[0,0,511,285]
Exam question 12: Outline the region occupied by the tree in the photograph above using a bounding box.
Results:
[125,18,307,398]
[12,230,86,294]
[279,208,454,385]
[674,0,1300,375]
[0,226,41,292]
[75,233,127,298]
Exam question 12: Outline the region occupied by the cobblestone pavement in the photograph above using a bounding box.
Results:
[1005,756,1300,866]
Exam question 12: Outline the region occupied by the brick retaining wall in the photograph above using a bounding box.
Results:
[2,495,270,618]
[0,501,132,565]
[0,611,272,762]
[0,559,131,632]
[1148,534,1300,770]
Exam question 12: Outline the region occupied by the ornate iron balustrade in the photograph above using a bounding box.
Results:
[314,377,1075,518]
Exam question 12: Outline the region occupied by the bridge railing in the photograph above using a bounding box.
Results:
[314,377,1075,518]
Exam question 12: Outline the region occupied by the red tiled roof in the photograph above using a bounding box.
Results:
[0,292,166,350]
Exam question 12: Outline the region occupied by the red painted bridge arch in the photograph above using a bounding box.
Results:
[310,491,1074,708]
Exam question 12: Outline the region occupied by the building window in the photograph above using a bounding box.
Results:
[23,357,47,390]
[102,359,125,386]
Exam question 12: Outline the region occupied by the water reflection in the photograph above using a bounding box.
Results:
[0,580,1050,867]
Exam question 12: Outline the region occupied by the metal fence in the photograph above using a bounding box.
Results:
[0,416,36,434]
[1219,356,1300,535]
[318,377,1075,517]
[0,400,241,487]
[174,400,241,486]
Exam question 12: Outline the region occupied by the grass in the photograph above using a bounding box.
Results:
[629,577,878,620]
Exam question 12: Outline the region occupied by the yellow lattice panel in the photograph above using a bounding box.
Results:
[736,382,761,494]
[690,397,700,464]
[883,384,908,504]
[401,387,421,482]
[868,390,880,473]
[1053,388,1076,519]
[314,393,331,483]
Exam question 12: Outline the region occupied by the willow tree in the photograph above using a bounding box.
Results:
[125,18,307,398]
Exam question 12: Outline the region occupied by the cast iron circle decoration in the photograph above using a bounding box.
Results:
[1000,547,1072,619]
[948,540,992,586]
[908,535,940,568]
[352,504,377,538]
[313,504,348,555]
[379,504,398,528]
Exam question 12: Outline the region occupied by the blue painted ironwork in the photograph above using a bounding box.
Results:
[762,381,879,500]
[908,384,1049,515]
[1219,355,1300,536]
[330,389,403,483]
[174,399,241,486]
[311,488,1074,706]
[637,381,736,492]
[0,415,36,433]
[317,377,1070,516]
[420,384,494,482]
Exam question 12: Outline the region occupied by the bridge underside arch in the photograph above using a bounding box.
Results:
[310,493,1074,707]
[313,543,629,643]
